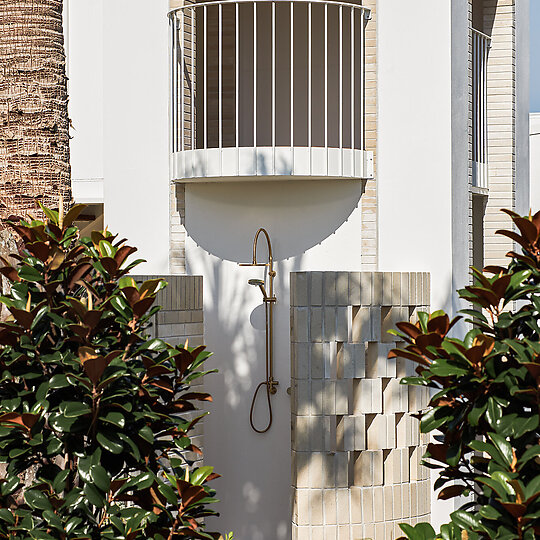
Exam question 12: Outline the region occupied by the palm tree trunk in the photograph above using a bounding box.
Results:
[0,0,71,320]
[0,0,71,222]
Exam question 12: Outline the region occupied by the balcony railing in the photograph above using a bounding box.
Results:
[472,28,490,190]
[168,0,372,182]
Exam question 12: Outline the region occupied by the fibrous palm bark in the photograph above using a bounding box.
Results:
[0,0,71,222]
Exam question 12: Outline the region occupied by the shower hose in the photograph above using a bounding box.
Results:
[249,301,273,433]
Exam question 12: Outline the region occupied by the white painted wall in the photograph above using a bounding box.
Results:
[515,0,530,216]
[185,180,364,539]
[378,1,454,313]
[377,0,456,530]
[66,0,170,275]
[66,0,104,183]
[531,114,540,212]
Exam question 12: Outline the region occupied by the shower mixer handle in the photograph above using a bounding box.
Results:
[268,379,279,395]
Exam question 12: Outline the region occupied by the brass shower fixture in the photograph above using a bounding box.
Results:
[239,228,278,433]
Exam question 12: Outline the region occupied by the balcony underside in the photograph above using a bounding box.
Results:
[171,146,373,182]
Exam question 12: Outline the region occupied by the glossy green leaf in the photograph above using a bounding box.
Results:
[101,411,125,428]
[420,407,452,433]
[84,482,105,508]
[451,510,484,532]
[97,431,123,454]
[90,465,111,492]
[24,490,52,511]
[488,433,514,468]
[59,401,91,418]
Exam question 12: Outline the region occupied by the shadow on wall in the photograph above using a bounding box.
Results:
[184,180,365,262]
[185,247,302,540]
[181,179,363,539]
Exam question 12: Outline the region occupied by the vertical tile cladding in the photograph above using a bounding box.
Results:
[291,272,431,539]
[170,183,187,275]
[362,0,378,271]
[483,0,516,268]
[133,274,204,464]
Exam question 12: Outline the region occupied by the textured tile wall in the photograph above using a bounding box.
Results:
[134,274,204,463]
[291,272,431,540]
[483,0,516,267]
[362,1,378,271]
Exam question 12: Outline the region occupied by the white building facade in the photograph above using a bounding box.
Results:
[66,0,530,538]
[531,113,540,211]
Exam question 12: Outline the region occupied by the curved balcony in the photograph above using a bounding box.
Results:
[168,0,372,182]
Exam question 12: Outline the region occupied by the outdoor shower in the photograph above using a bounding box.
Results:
[239,228,278,433]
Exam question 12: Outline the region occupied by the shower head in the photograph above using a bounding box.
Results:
[248,278,268,300]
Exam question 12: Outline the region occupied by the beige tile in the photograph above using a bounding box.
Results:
[350,487,362,524]
[309,453,324,489]
[336,380,350,416]
[324,307,337,342]
[383,485,394,521]
[336,488,350,524]
[323,452,336,489]
[336,272,349,306]
[295,452,310,488]
[311,343,325,379]
[324,273,337,306]
[311,272,323,306]
[323,489,337,525]
[326,525,338,540]
[310,489,324,525]
[373,486,384,523]
[311,307,324,343]
[362,488,374,524]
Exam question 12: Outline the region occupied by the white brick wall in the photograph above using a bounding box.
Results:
[134,274,204,463]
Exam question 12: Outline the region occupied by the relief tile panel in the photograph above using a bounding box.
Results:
[291,272,431,539]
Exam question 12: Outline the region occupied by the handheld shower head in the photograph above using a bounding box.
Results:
[248,278,268,300]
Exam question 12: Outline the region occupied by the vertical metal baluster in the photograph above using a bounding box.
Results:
[476,33,479,184]
[472,33,475,182]
[339,5,343,152]
[254,1,257,147]
[473,33,476,184]
[324,3,328,151]
[170,15,175,153]
[360,8,365,151]
[479,35,482,185]
[479,34,482,185]
[204,5,207,149]
[290,1,294,148]
[236,2,239,147]
[308,2,311,148]
[481,36,484,186]
[180,10,184,151]
[351,7,354,151]
[272,0,276,152]
[175,13,179,152]
[484,38,489,188]
[481,35,484,185]
[219,3,223,149]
